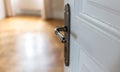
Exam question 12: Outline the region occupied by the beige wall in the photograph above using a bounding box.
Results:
[0,0,6,19]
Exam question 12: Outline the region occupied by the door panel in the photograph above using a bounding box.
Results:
[89,0,120,11]
[65,0,120,72]
[82,0,120,31]
[74,16,120,72]
[80,49,104,72]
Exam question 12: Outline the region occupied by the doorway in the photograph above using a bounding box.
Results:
[0,0,64,72]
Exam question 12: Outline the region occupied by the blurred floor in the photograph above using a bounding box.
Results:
[0,16,64,72]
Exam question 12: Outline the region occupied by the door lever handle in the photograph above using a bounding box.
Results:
[55,26,67,43]
[54,4,70,67]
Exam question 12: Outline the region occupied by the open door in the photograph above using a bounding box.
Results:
[55,0,120,72]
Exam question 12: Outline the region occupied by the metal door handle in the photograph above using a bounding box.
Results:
[55,26,67,43]
[54,4,70,67]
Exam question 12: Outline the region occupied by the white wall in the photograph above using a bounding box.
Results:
[18,0,43,10]
[10,0,64,19]
[11,0,43,15]
[0,0,6,20]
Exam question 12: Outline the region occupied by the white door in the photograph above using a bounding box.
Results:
[64,0,120,72]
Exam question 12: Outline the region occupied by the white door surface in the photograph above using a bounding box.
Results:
[64,0,120,72]
[0,0,6,20]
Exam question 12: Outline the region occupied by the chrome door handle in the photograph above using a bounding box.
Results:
[55,26,67,43]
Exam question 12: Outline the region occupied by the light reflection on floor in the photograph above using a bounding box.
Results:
[16,32,49,59]
[0,16,64,72]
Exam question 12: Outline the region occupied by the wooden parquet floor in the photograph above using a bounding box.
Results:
[0,16,64,72]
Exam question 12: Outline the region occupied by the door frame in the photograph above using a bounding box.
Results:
[4,0,14,17]
[42,0,53,19]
